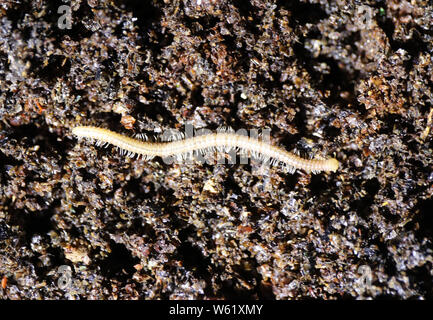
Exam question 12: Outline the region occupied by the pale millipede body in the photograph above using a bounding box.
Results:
[72,126,339,174]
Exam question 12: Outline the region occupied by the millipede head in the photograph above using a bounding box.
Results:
[324,158,339,172]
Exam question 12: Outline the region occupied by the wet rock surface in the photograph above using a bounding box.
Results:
[0,0,432,299]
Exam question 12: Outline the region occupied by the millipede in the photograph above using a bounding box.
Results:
[72,125,339,174]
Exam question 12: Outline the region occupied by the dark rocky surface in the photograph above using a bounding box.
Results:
[0,0,432,299]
